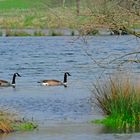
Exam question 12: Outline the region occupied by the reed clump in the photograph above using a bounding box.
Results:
[0,120,14,133]
[93,75,140,132]
[0,111,37,133]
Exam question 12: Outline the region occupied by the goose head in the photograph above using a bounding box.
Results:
[0,73,21,88]
[63,72,71,87]
[12,73,21,87]
[65,72,71,76]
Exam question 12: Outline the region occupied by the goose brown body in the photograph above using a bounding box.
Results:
[39,72,71,87]
[41,80,63,86]
[0,80,10,86]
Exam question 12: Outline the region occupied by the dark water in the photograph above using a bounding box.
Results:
[0,36,140,139]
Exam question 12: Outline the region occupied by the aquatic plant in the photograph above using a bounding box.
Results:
[13,122,37,131]
[92,74,140,132]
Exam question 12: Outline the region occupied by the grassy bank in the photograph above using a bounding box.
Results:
[0,0,139,34]
[92,74,140,133]
[0,110,37,133]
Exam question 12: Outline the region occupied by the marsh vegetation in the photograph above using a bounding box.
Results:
[92,73,140,132]
[0,110,37,133]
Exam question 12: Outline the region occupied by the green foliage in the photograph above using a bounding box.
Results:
[93,75,140,132]
[93,115,140,133]
[0,0,35,9]
[103,115,140,129]
[13,122,37,131]
[24,16,35,27]
[0,0,89,10]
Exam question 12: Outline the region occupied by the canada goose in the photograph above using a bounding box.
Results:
[0,73,21,88]
[39,72,71,87]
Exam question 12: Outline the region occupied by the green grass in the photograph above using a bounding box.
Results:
[12,122,37,131]
[92,75,140,132]
[0,0,94,10]
[92,115,140,133]
[0,0,85,10]
[0,0,35,9]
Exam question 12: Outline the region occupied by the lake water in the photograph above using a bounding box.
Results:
[0,36,140,140]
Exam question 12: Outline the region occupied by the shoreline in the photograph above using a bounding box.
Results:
[1,28,139,37]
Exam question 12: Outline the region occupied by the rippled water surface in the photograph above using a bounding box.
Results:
[0,36,140,140]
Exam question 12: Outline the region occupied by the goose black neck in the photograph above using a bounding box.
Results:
[63,73,67,83]
[12,74,16,84]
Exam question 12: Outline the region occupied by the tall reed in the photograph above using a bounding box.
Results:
[93,75,140,131]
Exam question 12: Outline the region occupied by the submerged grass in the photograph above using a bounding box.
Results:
[92,74,140,132]
[12,122,37,131]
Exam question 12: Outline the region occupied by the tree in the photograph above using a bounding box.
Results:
[76,0,80,15]
[63,0,66,7]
